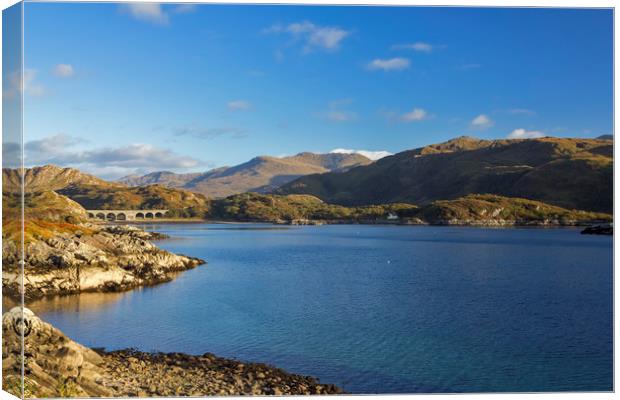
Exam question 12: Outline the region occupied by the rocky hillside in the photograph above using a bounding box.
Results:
[2,307,342,397]
[209,192,418,223]
[3,165,211,217]
[207,192,610,226]
[118,170,203,188]
[278,136,613,213]
[4,190,89,224]
[3,307,112,397]
[58,183,211,217]
[2,165,123,193]
[119,152,372,198]
[414,194,612,226]
[2,224,204,300]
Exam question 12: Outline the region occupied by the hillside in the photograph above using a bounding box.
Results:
[119,152,372,198]
[415,194,611,225]
[207,192,610,226]
[2,165,123,193]
[3,190,92,244]
[209,193,418,222]
[2,166,212,217]
[118,171,203,188]
[57,184,211,217]
[277,136,613,213]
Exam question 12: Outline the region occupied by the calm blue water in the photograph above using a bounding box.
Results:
[28,224,612,393]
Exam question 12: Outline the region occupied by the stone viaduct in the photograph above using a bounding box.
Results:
[86,209,170,221]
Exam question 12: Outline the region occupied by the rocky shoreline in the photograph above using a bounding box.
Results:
[270,217,608,227]
[2,225,204,301]
[2,307,343,397]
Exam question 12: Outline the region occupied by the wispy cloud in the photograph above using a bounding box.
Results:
[508,108,536,116]
[53,64,74,78]
[319,98,357,122]
[263,20,351,52]
[120,3,196,25]
[471,114,494,130]
[3,68,46,98]
[174,126,246,140]
[401,108,428,122]
[18,133,205,179]
[507,128,545,139]
[227,100,252,111]
[391,42,435,52]
[172,4,197,14]
[25,134,86,154]
[367,57,410,71]
[325,111,357,122]
[330,148,392,161]
[121,3,169,25]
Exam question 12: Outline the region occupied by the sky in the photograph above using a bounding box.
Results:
[7,3,614,179]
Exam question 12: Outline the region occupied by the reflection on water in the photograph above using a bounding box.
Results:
[24,224,614,393]
[143,223,294,232]
[25,290,131,315]
[2,296,19,314]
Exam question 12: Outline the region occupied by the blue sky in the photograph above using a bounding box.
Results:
[14,3,614,178]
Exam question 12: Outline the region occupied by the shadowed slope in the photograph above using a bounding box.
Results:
[278,137,613,213]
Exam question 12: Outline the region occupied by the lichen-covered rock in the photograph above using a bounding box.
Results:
[2,307,112,398]
[3,225,204,300]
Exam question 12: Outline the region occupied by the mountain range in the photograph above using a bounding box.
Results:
[277,136,613,213]
[118,152,372,198]
[2,136,613,214]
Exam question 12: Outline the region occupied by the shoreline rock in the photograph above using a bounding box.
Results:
[581,223,613,235]
[2,307,343,397]
[2,225,205,301]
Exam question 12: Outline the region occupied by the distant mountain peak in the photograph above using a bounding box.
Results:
[117,151,374,198]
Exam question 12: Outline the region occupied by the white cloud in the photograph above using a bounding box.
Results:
[4,68,46,98]
[367,57,410,71]
[263,21,350,52]
[330,148,392,161]
[401,108,428,122]
[471,114,494,130]
[53,64,74,78]
[173,4,197,14]
[392,42,434,52]
[122,3,169,25]
[325,110,356,122]
[227,100,252,111]
[307,27,349,51]
[25,134,85,155]
[120,3,196,25]
[20,134,206,179]
[507,128,545,139]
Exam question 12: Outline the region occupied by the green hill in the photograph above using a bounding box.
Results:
[277,136,613,213]
[415,194,611,225]
[57,184,211,217]
[209,192,418,222]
